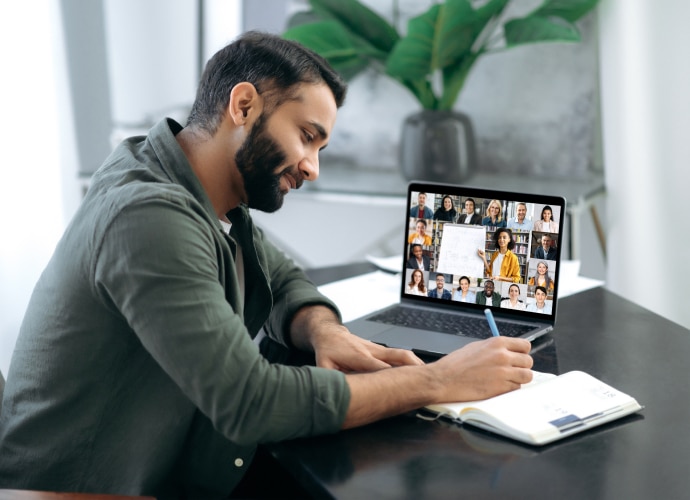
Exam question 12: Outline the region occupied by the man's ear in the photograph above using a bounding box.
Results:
[228,82,263,126]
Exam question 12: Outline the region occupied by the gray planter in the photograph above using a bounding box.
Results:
[399,110,477,183]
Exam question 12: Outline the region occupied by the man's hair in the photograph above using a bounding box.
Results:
[187,31,347,135]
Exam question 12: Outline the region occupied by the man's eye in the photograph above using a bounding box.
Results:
[303,130,314,143]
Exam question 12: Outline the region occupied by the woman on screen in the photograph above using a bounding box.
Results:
[433,195,458,222]
[533,205,559,233]
[528,261,555,291]
[478,228,521,283]
[406,269,427,296]
[481,199,506,228]
[501,284,526,310]
[452,276,476,303]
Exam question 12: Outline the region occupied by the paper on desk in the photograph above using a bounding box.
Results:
[318,271,399,323]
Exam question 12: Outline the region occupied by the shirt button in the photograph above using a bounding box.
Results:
[234,458,244,468]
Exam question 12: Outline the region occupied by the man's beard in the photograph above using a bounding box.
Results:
[234,114,294,213]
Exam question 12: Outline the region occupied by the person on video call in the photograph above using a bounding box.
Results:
[457,197,482,225]
[507,202,533,231]
[0,32,533,498]
[433,195,458,222]
[478,228,521,283]
[501,283,526,310]
[528,261,555,291]
[534,234,557,261]
[428,274,452,300]
[481,199,507,228]
[406,269,428,296]
[527,286,552,314]
[476,279,502,307]
[452,276,476,303]
[410,192,433,219]
[533,205,559,233]
[408,219,432,246]
[406,243,430,270]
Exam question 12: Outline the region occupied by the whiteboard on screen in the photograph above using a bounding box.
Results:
[436,224,486,277]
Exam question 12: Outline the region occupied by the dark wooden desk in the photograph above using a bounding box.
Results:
[268,264,690,499]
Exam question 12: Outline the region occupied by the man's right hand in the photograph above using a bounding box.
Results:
[342,337,533,429]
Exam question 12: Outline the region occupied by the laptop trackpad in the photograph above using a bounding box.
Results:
[371,328,475,355]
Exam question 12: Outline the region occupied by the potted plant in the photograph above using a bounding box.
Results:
[284,0,599,182]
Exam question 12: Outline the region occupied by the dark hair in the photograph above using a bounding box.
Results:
[459,275,470,285]
[187,31,347,135]
[416,219,427,227]
[492,228,515,251]
[509,283,520,293]
[535,285,547,296]
[541,205,553,220]
[465,198,476,210]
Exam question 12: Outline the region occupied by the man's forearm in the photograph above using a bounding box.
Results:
[289,304,341,352]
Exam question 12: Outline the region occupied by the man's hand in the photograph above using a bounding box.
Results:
[289,305,423,373]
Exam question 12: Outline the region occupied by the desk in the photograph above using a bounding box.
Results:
[268,264,690,500]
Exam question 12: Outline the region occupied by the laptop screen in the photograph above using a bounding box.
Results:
[403,182,566,321]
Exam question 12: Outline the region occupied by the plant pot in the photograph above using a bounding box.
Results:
[399,110,477,183]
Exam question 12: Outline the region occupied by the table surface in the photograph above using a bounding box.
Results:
[269,264,690,500]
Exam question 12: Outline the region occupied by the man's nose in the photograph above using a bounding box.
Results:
[299,151,319,182]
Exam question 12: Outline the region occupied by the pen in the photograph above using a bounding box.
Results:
[484,308,501,337]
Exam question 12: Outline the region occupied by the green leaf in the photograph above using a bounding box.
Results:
[535,0,599,22]
[308,0,399,53]
[504,16,581,46]
[283,21,374,80]
[385,5,441,82]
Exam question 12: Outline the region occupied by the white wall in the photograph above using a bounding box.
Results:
[599,0,690,329]
[0,1,65,376]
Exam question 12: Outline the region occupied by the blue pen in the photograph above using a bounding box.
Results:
[484,308,501,337]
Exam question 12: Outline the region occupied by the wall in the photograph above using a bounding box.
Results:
[599,0,690,329]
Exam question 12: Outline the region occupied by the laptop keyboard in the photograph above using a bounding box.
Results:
[369,306,534,339]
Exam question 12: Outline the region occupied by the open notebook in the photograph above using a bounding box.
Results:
[346,181,566,356]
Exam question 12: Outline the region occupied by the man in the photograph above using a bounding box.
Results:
[535,234,557,260]
[428,274,452,300]
[406,243,430,270]
[476,280,502,307]
[0,33,532,497]
[457,197,482,225]
[409,192,433,219]
[408,219,432,246]
[507,202,533,231]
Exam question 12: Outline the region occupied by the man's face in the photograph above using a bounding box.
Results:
[535,288,546,304]
[465,200,474,214]
[484,281,494,296]
[542,236,552,249]
[418,193,426,207]
[432,275,443,289]
[517,204,526,221]
[236,83,336,212]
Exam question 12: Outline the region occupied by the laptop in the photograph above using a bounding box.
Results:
[346,181,566,357]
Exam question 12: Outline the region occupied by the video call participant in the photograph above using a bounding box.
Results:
[533,205,559,233]
[527,286,552,314]
[476,280,501,307]
[433,195,457,222]
[452,276,476,303]
[457,198,482,225]
[481,199,507,228]
[408,219,432,246]
[410,192,433,219]
[428,274,452,300]
[501,284,526,310]
[477,228,521,283]
[406,243,430,270]
[406,269,427,296]
[528,261,555,291]
[507,202,533,231]
[534,234,557,260]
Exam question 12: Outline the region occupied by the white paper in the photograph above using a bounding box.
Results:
[436,224,486,277]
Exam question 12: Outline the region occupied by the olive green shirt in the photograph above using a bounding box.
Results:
[0,119,349,498]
